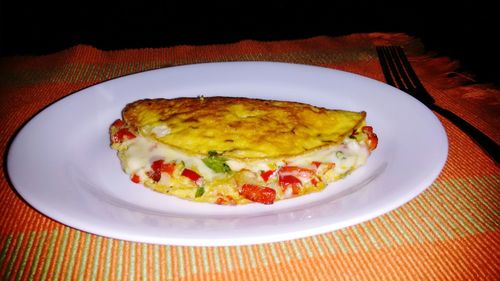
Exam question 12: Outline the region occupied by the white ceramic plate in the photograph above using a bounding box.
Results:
[7,62,448,246]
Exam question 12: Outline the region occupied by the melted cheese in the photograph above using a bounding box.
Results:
[118,135,369,183]
[120,136,218,180]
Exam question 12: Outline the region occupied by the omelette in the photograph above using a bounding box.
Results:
[110,96,378,205]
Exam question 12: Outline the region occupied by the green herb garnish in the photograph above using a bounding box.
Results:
[202,151,231,173]
[336,151,346,160]
[195,186,205,198]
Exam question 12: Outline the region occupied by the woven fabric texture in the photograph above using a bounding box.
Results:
[0,33,498,280]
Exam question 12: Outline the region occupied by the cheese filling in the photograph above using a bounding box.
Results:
[111,117,377,205]
[119,135,369,184]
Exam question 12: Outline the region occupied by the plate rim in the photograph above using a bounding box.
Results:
[6,61,448,246]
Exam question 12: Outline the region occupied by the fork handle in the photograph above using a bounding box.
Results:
[429,104,499,163]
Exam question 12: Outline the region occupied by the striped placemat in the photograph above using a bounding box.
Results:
[0,33,498,280]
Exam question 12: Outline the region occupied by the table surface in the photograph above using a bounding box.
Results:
[0,32,498,280]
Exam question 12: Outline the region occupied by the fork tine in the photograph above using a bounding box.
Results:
[380,46,410,90]
[377,45,499,163]
[377,46,435,103]
[392,46,435,104]
[376,47,396,87]
[387,46,414,90]
[392,46,426,90]
[378,47,406,90]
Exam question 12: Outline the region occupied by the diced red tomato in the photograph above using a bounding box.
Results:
[147,160,176,182]
[112,128,136,143]
[363,126,373,133]
[239,184,276,204]
[312,161,335,171]
[147,160,163,182]
[277,166,316,195]
[260,170,275,182]
[131,174,141,183]
[278,175,302,195]
[181,168,201,182]
[111,119,135,143]
[279,166,315,178]
[111,119,125,128]
[146,171,161,182]
[312,161,322,168]
[151,160,164,172]
[161,162,176,175]
[154,160,176,174]
[311,178,319,186]
[362,126,378,151]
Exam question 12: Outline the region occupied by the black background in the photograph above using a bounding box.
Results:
[0,2,497,85]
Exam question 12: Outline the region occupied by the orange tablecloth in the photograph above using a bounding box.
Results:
[0,33,498,280]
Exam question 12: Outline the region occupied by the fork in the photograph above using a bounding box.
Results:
[376,46,499,163]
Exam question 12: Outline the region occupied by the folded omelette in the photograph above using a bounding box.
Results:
[110,96,378,205]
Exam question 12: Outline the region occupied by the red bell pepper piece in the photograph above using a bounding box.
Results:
[112,128,136,143]
[147,160,176,182]
[279,166,315,178]
[181,168,201,182]
[161,162,176,175]
[260,170,275,182]
[239,184,276,204]
[131,174,141,183]
[312,161,322,168]
[362,126,378,151]
[278,175,302,195]
[111,119,125,128]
